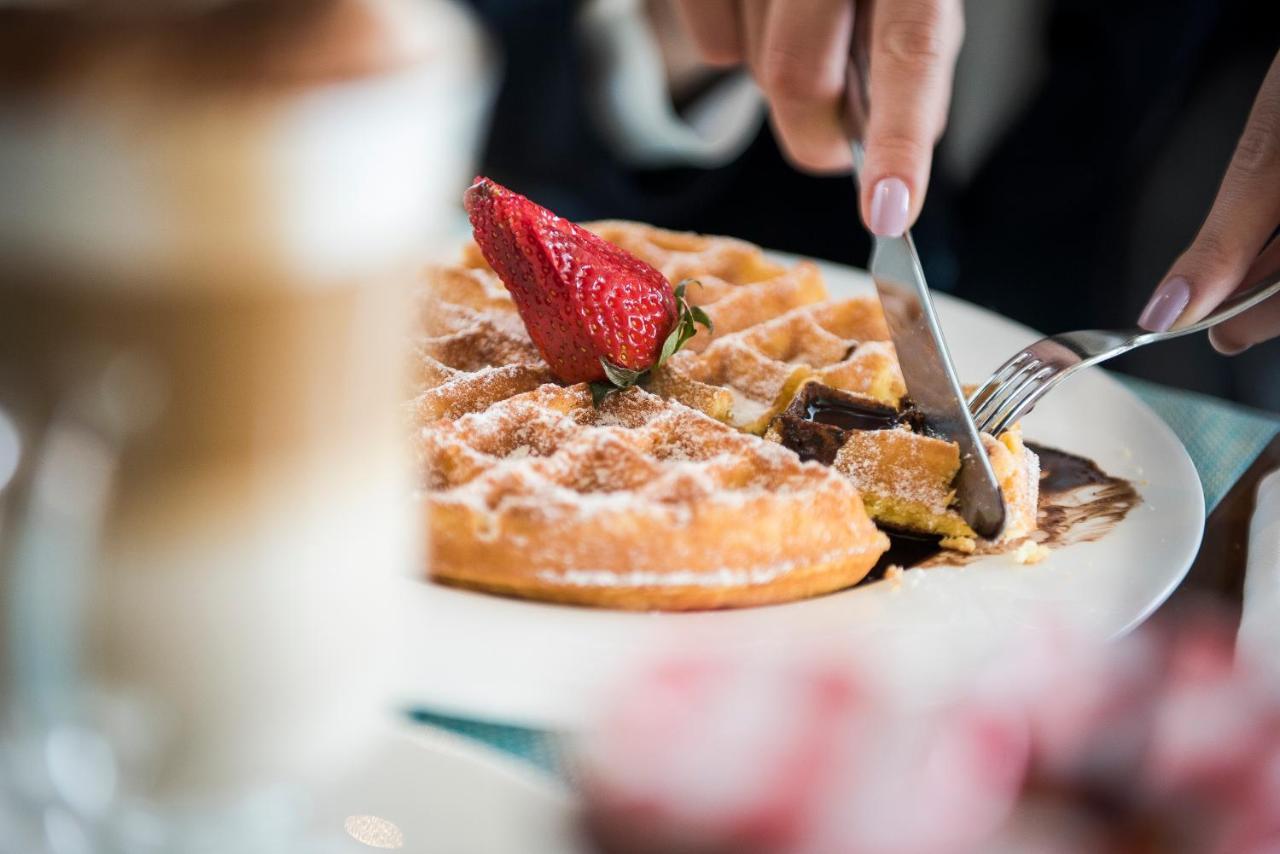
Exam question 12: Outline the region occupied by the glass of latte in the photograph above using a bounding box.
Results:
[0,0,489,813]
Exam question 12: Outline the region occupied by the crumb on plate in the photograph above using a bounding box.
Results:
[1014,540,1051,565]
[884,565,904,588]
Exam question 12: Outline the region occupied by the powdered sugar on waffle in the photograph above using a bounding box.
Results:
[660,297,907,430]
[422,384,851,522]
[416,226,897,603]
[534,545,882,590]
[835,427,958,516]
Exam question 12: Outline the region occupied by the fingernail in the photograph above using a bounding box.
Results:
[869,177,910,237]
[1138,276,1191,332]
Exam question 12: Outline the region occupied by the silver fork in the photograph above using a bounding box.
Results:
[969,271,1280,436]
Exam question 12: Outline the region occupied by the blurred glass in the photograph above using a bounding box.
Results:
[0,0,492,842]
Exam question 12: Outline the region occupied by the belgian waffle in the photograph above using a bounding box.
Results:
[421,384,889,610]
[414,220,1040,611]
[767,382,1041,542]
[410,262,553,422]
[584,221,827,349]
[413,219,835,420]
[650,297,907,434]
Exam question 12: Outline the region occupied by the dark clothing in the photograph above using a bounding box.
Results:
[466,0,1280,411]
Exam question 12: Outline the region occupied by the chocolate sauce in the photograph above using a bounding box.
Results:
[785,382,926,444]
[1028,443,1141,549]
[774,384,887,465]
[868,529,944,579]
[1032,443,1113,494]
[777,418,845,466]
[806,394,901,431]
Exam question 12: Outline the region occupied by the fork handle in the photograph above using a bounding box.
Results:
[1159,269,1280,339]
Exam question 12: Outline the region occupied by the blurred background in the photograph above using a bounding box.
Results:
[0,2,1275,851]
[460,0,1280,412]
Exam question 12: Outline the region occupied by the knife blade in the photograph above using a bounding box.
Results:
[844,59,1006,538]
[865,225,1006,538]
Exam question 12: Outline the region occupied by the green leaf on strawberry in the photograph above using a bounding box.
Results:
[600,360,646,387]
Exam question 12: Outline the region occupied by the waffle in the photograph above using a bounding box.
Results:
[412,220,834,423]
[409,262,555,422]
[584,221,827,349]
[421,384,890,610]
[650,297,907,433]
[414,220,1038,611]
[766,382,1040,542]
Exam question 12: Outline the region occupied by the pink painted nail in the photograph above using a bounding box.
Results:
[1138,276,1191,332]
[869,177,910,237]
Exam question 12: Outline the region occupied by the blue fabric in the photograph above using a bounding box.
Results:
[414,377,1280,776]
[408,710,568,779]
[1118,377,1279,512]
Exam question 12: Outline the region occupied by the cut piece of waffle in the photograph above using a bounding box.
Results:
[767,381,1040,542]
[421,384,890,610]
[650,298,907,434]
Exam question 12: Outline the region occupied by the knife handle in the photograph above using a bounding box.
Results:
[842,10,873,165]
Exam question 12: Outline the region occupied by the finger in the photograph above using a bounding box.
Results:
[674,0,744,66]
[1209,287,1280,355]
[741,0,770,80]
[757,0,854,173]
[861,0,964,235]
[1207,236,1280,354]
[1138,52,1280,332]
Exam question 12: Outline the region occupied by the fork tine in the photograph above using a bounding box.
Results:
[982,365,1056,435]
[969,360,1030,426]
[967,352,1029,415]
[971,358,1040,429]
[986,371,1060,437]
[978,363,1053,433]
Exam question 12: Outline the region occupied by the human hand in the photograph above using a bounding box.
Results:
[673,0,964,237]
[1138,51,1280,354]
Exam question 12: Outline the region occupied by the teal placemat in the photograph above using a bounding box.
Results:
[415,378,1280,776]
[1118,376,1279,512]
[408,710,568,779]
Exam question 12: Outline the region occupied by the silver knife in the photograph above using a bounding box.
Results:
[844,56,1006,539]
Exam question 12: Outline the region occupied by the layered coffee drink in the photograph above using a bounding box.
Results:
[0,0,485,800]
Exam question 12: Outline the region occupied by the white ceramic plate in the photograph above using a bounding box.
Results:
[400,259,1204,730]
[309,724,586,853]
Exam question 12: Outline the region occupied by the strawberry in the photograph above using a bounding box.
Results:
[464,177,710,401]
